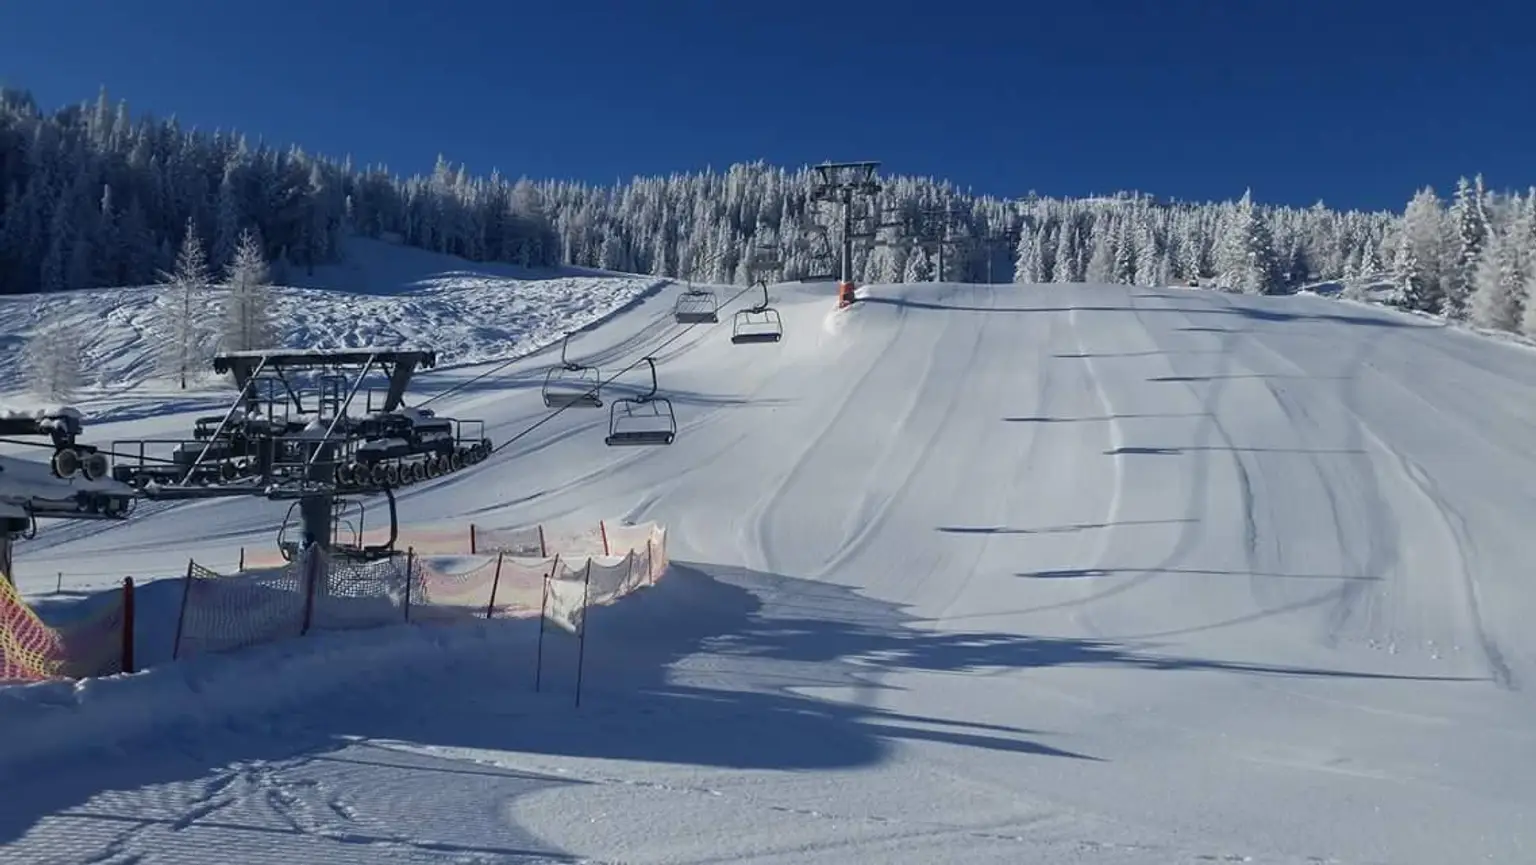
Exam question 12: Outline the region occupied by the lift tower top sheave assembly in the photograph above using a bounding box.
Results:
[809,161,882,308]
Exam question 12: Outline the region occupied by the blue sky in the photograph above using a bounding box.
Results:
[2,0,1528,212]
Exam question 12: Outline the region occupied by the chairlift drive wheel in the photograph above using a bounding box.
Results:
[50,448,80,479]
[81,451,110,481]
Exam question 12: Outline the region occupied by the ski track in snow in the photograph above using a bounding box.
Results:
[1140,288,1516,690]
[3,262,1536,864]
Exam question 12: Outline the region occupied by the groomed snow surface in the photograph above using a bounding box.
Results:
[4,242,1536,863]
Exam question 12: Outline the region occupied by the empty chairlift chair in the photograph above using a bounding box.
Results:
[674,287,719,324]
[542,332,603,408]
[731,280,784,344]
[605,357,677,446]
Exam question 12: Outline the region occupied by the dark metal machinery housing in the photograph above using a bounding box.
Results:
[107,348,492,561]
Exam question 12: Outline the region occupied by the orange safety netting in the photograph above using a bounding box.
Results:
[4,518,669,682]
[0,573,126,683]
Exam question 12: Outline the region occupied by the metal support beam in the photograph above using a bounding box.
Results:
[299,438,338,601]
[381,360,417,412]
[306,354,376,468]
[974,232,1012,283]
[809,161,883,307]
[178,355,268,487]
[912,205,968,282]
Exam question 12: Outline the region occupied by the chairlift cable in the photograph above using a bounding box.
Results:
[0,436,185,467]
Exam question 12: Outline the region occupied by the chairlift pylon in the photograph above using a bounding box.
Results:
[604,357,677,447]
[674,284,719,324]
[542,332,603,409]
[731,280,784,345]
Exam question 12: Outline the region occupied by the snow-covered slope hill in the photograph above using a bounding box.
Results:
[6,272,1536,863]
[0,235,666,413]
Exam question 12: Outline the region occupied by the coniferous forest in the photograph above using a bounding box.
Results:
[4,87,1536,336]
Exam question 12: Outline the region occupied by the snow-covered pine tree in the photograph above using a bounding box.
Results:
[211,159,246,271]
[1441,175,1489,320]
[0,82,1460,303]
[1360,238,1383,280]
[222,227,276,353]
[599,230,627,272]
[1085,218,1116,283]
[25,314,82,401]
[1053,219,1082,282]
[903,244,933,283]
[1112,218,1138,284]
[1133,222,1163,286]
[1519,267,1536,337]
[94,184,123,287]
[1510,192,1536,287]
[1162,227,1190,283]
[1395,186,1446,313]
[1469,227,1524,331]
[1215,191,1278,294]
[865,232,902,284]
[156,218,215,389]
[40,189,75,293]
[1013,218,1040,283]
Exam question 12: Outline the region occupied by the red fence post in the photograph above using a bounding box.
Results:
[120,577,135,675]
[599,520,610,556]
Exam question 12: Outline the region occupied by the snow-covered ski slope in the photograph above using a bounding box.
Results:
[6,272,1536,864]
[0,236,664,412]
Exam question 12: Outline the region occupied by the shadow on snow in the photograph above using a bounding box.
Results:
[0,555,1489,853]
[857,292,1427,330]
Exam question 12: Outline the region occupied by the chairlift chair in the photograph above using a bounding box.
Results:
[674,287,719,324]
[731,280,784,344]
[276,486,400,563]
[605,357,677,446]
[542,332,603,408]
[342,486,400,561]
